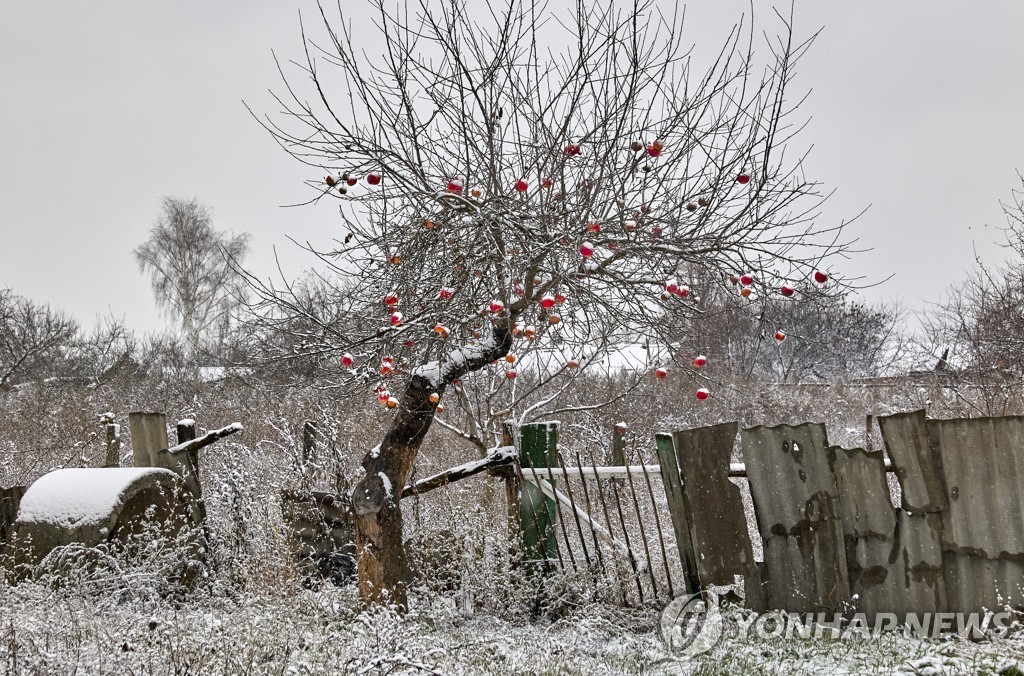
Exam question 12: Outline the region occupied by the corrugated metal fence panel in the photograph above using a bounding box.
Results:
[875,411,950,614]
[827,446,900,621]
[878,409,947,513]
[741,423,850,615]
[928,416,1024,611]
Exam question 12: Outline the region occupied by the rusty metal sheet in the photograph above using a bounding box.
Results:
[878,410,947,513]
[672,423,755,588]
[741,423,850,614]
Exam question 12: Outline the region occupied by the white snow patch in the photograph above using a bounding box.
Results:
[369,444,381,459]
[379,472,393,499]
[411,361,441,387]
[17,467,178,528]
[440,332,498,380]
[198,366,225,382]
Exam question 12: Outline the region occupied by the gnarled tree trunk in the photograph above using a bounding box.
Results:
[350,324,513,609]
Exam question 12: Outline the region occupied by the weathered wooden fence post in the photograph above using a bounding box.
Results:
[129,412,202,501]
[654,433,700,595]
[0,486,27,547]
[500,422,522,564]
[302,420,318,466]
[610,424,627,467]
[519,422,558,574]
[101,412,121,468]
[175,418,208,521]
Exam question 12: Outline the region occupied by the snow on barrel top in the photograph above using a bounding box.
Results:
[17,467,179,528]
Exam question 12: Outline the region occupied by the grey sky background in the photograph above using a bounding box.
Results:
[2,1,1023,335]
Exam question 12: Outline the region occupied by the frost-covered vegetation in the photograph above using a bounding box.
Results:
[2,363,1024,673]
[4,578,1024,674]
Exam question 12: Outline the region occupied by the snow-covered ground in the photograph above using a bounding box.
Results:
[2,579,1022,675]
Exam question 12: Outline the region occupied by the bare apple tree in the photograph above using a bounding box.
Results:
[248,0,855,607]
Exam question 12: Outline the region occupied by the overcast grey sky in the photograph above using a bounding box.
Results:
[2,1,1023,334]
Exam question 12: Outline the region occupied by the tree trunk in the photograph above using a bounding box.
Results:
[350,324,513,609]
[350,373,434,609]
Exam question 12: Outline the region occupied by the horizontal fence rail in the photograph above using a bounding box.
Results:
[522,460,896,480]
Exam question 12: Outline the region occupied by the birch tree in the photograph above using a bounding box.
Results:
[134,197,250,353]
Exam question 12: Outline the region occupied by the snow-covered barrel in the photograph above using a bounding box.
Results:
[10,467,202,570]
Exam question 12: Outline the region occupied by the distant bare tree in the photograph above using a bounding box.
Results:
[0,289,78,390]
[134,197,251,352]
[916,174,1024,415]
[66,315,139,387]
[668,273,906,382]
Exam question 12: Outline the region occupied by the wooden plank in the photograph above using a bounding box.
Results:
[401,446,515,498]
[673,423,756,590]
[654,433,700,595]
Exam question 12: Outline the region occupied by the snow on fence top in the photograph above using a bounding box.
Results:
[17,467,178,529]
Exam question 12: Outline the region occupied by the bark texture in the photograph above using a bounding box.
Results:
[351,324,512,609]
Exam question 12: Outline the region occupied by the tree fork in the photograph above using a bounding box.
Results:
[350,322,514,609]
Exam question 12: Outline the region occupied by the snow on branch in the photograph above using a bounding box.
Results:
[166,422,243,455]
[401,445,515,498]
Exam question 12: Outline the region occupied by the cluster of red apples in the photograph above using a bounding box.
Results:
[323,138,832,411]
